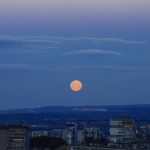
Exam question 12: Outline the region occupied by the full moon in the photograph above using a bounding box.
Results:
[70,80,82,92]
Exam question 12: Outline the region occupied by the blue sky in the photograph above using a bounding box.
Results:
[0,0,150,109]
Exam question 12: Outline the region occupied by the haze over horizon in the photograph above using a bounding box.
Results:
[0,0,150,109]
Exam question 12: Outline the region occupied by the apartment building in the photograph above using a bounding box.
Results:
[110,117,135,143]
[0,125,29,150]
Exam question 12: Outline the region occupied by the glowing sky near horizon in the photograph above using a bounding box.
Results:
[0,0,149,35]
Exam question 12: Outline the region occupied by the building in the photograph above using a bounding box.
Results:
[137,124,150,141]
[71,145,128,150]
[110,117,135,143]
[85,128,101,140]
[0,125,29,150]
[32,130,49,137]
[77,128,101,144]
[49,129,63,138]
[77,130,85,144]
[63,123,77,145]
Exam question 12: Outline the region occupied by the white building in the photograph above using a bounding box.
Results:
[63,123,78,145]
[110,117,135,143]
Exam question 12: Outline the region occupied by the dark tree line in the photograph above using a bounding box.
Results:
[30,136,68,150]
[85,137,109,147]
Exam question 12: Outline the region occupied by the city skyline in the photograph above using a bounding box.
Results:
[0,0,150,109]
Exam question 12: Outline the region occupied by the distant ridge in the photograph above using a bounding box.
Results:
[1,104,150,114]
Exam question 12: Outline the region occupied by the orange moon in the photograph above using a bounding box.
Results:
[70,80,82,92]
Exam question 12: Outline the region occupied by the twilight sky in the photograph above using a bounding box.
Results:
[0,0,150,109]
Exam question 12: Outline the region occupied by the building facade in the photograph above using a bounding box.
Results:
[32,130,49,137]
[63,123,78,145]
[85,128,101,140]
[0,125,29,150]
[77,128,101,144]
[110,117,135,143]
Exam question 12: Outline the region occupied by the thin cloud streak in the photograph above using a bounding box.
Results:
[65,37,145,44]
[65,49,122,57]
[0,63,35,70]
[0,35,145,45]
[77,65,150,71]
[0,35,144,55]
[0,63,48,73]
[54,65,150,73]
[1,63,150,72]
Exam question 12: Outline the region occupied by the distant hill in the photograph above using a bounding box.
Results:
[1,105,150,122]
[0,104,150,114]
